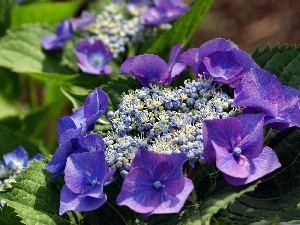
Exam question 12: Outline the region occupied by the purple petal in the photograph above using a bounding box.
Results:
[59,185,107,215]
[3,146,29,170]
[166,44,186,84]
[214,141,250,178]
[120,54,169,87]
[224,147,281,185]
[77,134,105,153]
[84,88,108,126]
[150,177,193,214]
[234,68,285,111]
[55,19,73,40]
[71,11,95,30]
[116,168,159,213]
[64,151,108,195]
[46,131,80,178]
[57,116,78,138]
[236,114,264,159]
[203,51,244,84]
[202,118,242,163]
[41,35,65,51]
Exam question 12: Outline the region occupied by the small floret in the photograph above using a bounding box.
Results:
[203,114,281,185]
[116,146,193,214]
[75,40,113,75]
[41,19,73,51]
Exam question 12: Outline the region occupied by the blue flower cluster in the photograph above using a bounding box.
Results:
[41,0,189,75]
[104,77,238,171]
[0,146,43,191]
[85,4,145,57]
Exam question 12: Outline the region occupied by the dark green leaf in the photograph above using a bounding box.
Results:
[0,0,14,36]
[0,204,24,225]
[252,44,300,89]
[0,125,40,157]
[0,160,73,225]
[144,0,213,58]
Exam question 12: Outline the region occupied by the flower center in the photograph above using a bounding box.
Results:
[89,55,103,69]
[153,180,163,189]
[233,147,242,157]
[91,178,99,186]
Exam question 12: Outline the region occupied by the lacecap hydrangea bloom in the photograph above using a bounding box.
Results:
[41,1,191,75]
[0,146,44,191]
[45,38,300,216]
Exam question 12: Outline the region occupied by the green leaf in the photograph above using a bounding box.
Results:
[252,44,300,89]
[0,204,24,225]
[0,24,75,75]
[0,0,14,36]
[11,0,83,27]
[219,128,300,223]
[144,0,213,58]
[0,160,73,225]
[0,125,40,157]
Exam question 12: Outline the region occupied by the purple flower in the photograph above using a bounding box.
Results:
[128,0,189,26]
[233,68,300,129]
[47,88,108,178]
[59,151,115,215]
[203,114,281,186]
[70,11,95,30]
[58,88,108,138]
[120,44,186,87]
[75,40,113,75]
[178,38,258,87]
[116,147,194,214]
[41,19,73,51]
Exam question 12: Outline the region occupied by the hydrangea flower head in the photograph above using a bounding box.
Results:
[75,40,113,75]
[71,11,95,30]
[0,146,44,191]
[116,146,194,214]
[3,146,29,171]
[233,68,300,129]
[178,38,258,87]
[59,151,115,215]
[128,0,189,26]
[120,44,186,86]
[41,19,73,51]
[203,114,281,185]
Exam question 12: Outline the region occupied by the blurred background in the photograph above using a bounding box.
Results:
[192,0,300,53]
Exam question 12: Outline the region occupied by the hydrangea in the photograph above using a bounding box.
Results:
[203,113,281,185]
[47,88,108,178]
[41,19,73,51]
[120,44,186,86]
[104,76,238,171]
[59,150,115,215]
[127,0,189,26]
[116,146,193,214]
[233,68,300,129]
[0,146,44,191]
[178,38,259,87]
[75,40,113,75]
